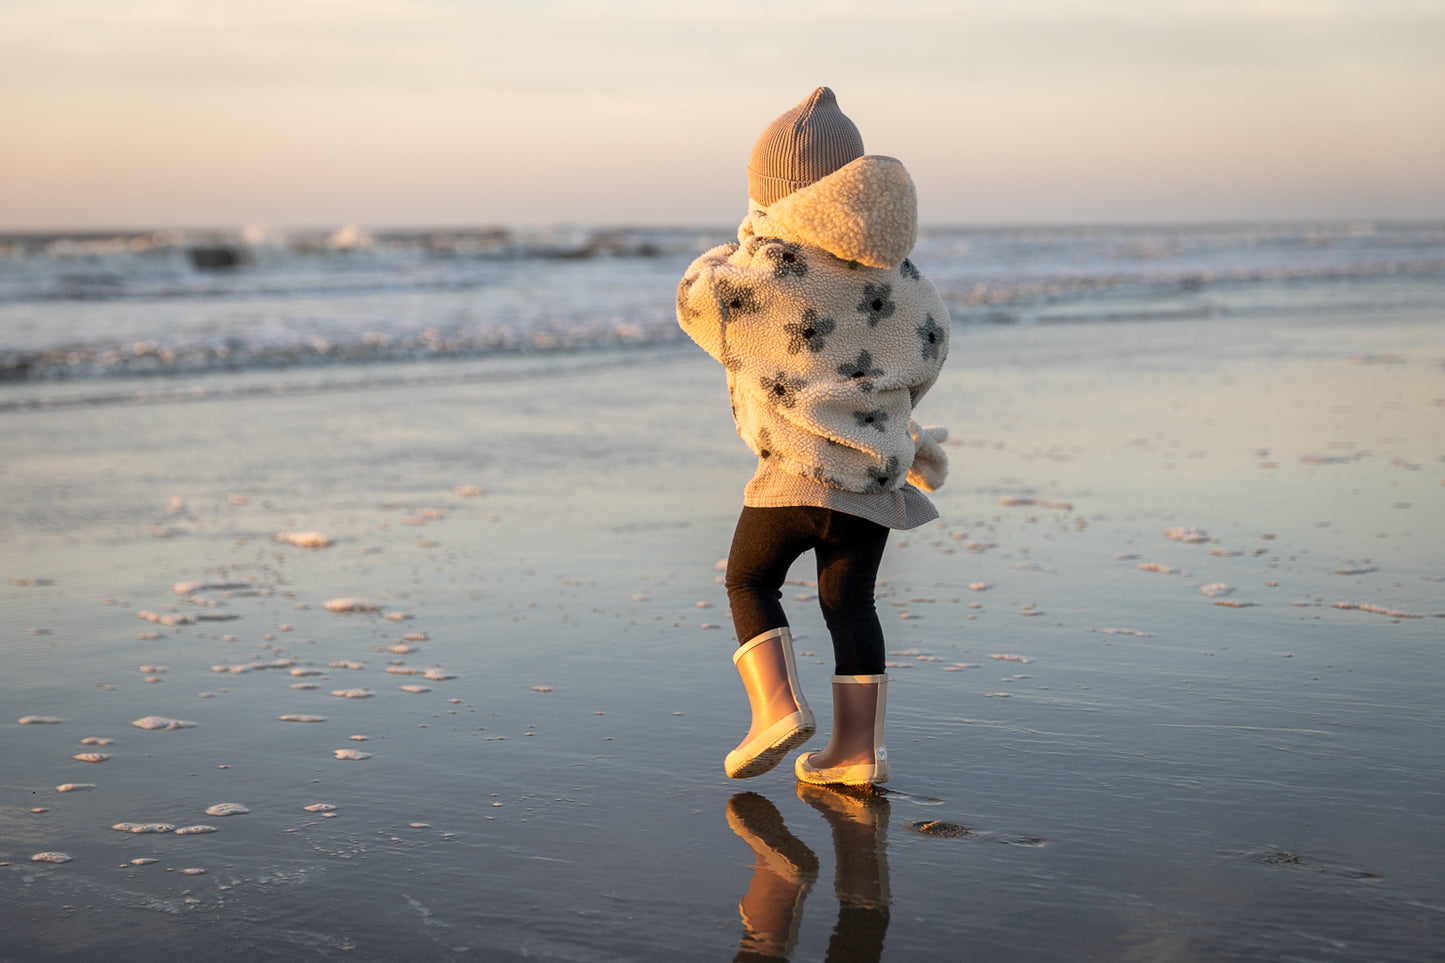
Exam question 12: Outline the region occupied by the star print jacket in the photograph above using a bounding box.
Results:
[677,155,950,494]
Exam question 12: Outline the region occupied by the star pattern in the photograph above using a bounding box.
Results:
[857,283,895,326]
[854,408,889,432]
[785,309,835,354]
[760,241,808,279]
[716,278,757,317]
[865,457,902,493]
[837,349,884,385]
[916,314,944,360]
[756,426,774,460]
[760,371,805,409]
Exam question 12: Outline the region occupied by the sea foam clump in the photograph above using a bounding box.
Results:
[132,715,197,730]
[112,822,175,834]
[279,714,326,723]
[138,609,239,625]
[73,752,111,763]
[18,715,65,725]
[1333,601,1422,619]
[136,610,195,625]
[324,598,380,614]
[1165,527,1210,543]
[172,580,250,594]
[276,531,331,548]
[175,825,218,835]
[205,803,249,816]
[331,688,373,699]
[333,749,371,760]
[31,852,73,863]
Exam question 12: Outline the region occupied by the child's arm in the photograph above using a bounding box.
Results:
[675,243,740,362]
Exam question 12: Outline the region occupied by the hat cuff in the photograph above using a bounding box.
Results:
[747,169,810,208]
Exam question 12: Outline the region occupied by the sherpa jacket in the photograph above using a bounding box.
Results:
[677,154,950,494]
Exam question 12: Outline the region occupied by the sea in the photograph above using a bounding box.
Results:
[3,220,1443,397]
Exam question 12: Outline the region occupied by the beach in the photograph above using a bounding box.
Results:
[3,227,1444,960]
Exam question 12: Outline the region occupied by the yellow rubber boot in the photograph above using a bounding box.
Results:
[794,674,889,786]
[725,627,816,779]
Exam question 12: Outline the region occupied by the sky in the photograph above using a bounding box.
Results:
[1,0,1442,229]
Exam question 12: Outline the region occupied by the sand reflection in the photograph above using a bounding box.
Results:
[728,786,891,961]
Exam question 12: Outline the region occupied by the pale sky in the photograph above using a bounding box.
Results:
[2,0,1442,229]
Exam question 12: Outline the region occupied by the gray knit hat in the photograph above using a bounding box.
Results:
[748,87,865,207]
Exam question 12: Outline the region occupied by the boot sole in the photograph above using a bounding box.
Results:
[725,716,816,779]
[793,750,890,786]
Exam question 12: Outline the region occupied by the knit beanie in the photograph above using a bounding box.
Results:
[747,87,865,207]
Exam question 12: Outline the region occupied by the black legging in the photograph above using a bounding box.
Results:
[725,506,889,675]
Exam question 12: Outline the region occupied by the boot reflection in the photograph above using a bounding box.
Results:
[727,792,819,961]
[796,782,891,962]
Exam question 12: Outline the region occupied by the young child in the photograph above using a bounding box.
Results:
[676,87,950,786]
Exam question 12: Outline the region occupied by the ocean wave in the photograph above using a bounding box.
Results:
[0,226,708,305]
[0,318,687,383]
[937,259,1445,325]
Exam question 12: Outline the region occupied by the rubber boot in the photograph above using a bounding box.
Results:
[794,674,889,786]
[725,627,816,779]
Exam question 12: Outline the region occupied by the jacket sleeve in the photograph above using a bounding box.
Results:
[676,243,739,362]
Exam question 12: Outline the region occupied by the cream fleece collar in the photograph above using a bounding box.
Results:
[745,155,918,270]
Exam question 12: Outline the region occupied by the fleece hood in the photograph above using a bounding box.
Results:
[745,155,918,270]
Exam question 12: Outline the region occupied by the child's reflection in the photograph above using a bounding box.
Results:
[727,786,891,962]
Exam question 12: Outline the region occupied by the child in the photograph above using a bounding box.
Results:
[676,87,950,786]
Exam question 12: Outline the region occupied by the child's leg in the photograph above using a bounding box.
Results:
[726,506,829,646]
[813,512,889,675]
[795,511,892,785]
[722,506,826,778]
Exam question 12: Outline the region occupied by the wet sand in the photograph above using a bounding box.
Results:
[3,306,1443,960]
